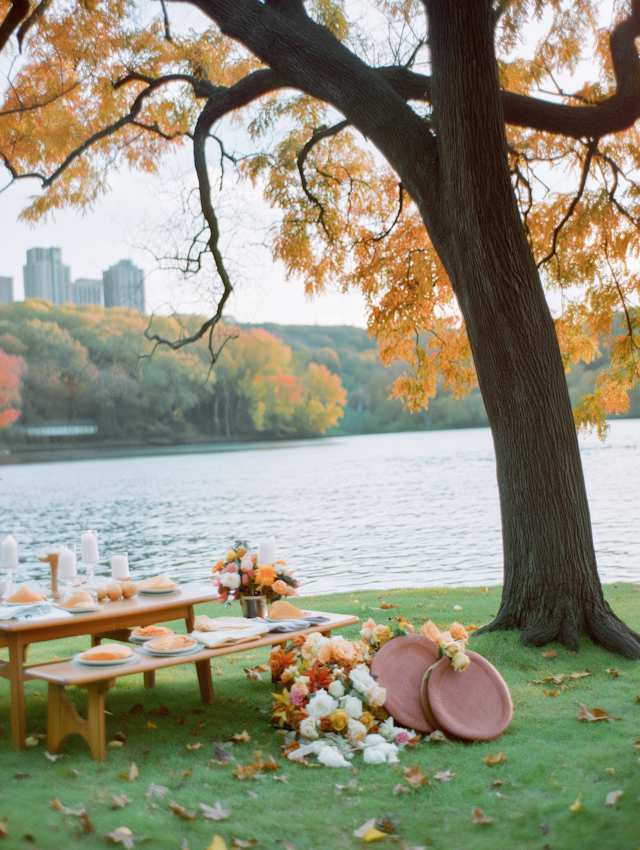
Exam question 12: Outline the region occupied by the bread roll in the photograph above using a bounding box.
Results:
[7,586,46,604]
[79,643,132,661]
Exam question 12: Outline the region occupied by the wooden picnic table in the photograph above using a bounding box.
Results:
[0,585,221,751]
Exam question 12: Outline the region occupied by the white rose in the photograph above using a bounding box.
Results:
[349,667,375,695]
[378,717,397,742]
[363,734,386,747]
[366,685,386,708]
[306,689,339,719]
[220,573,241,589]
[316,744,351,768]
[342,695,364,719]
[363,746,387,765]
[451,651,470,671]
[275,563,286,575]
[346,718,367,746]
[299,717,319,740]
[328,680,345,699]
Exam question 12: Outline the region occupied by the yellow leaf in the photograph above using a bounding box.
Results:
[483,752,506,766]
[569,793,582,812]
[108,740,124,748]
[206,838,228,850]
[363,829,387,842]
[147,721,157,729]
[25,736,39,748]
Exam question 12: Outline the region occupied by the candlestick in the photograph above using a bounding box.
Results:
[1,534,18,598]
[111,552,129,581]
[38,546,62,600]
[257,535,277,565]
[81,530,99,563]
[58,546,77,581]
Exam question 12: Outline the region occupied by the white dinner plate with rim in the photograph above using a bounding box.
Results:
[137,586,179,595]
[4,599,48,606]
[75,651,139,668]
[129,631,175,644]
[141,641,201,657]
[64,605,103,614]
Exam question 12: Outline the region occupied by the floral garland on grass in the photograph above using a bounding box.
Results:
[212,540,299,605]
[268,617,471,767]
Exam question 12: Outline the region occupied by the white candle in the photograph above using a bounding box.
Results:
[58,547,77,580]
[81,530,99,563]
[257,536,277,565]
[1,535,18,571]
[111,553,129,581]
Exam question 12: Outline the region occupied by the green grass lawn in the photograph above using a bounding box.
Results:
[1,584,639,850]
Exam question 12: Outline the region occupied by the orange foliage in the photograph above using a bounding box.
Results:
[0,347,23,430]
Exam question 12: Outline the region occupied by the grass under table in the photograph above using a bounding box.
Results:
[0,584,639,850]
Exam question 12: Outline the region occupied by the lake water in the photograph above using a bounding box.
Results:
[1,420,639,595]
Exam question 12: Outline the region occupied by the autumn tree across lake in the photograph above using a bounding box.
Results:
[2,1,640,654]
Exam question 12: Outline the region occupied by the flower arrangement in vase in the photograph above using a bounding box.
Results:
[212,540,299,608]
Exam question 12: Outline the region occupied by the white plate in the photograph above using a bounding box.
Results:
[75,651,139,668]
[4,600,47,606]
[129,631,174,644]
[143,641,201,657]
[137,586,178,595]
[65,605,102,615]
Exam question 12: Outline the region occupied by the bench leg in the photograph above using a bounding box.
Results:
[195,659,215,705]
[47,680,111,760]
[144,670,156,689]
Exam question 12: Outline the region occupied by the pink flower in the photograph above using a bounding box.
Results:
[241,574,250,585]
[290,689,306,707]
[241,556,253,572]
[223,563,238,574]
[395,731,409,744]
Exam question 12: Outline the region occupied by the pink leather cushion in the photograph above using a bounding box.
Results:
[370,634,439,733]
[421,649,513,741]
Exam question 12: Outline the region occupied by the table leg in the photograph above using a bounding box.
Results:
[7,635,26,751]
[185,605,214,704]
[47,679,111,760]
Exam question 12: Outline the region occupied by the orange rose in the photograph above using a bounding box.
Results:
[284,585,299,597]
[269,647,287,679]
[256,565,278,587]
[333,638,363,666]
[212,559,225,573]
[358,712,375,730]
[236,547,247,558]
[319,717,332,733]
[420,620,442,645]
[449,622,469,643]
[317,643,334,665]
[292,710,310,732]
[272,580,289,596]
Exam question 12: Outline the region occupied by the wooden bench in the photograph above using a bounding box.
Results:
[24,611,359,759]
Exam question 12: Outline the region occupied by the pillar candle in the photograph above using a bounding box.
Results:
[58,547,77,580]
[111,553,129,581]
[1,535,18,571]
[257,536,277,565]
[81,530,99,563]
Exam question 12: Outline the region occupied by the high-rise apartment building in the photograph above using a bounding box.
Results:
[0,277,13,304]
[72,278,103,306]
[23,247,71,304]
[103,259,145,312]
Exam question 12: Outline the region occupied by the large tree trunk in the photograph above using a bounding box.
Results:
[423,0,640,657]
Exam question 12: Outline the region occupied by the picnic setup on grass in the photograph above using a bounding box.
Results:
[0,532,513,769]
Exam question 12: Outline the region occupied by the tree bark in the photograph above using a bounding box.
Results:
[423,0,640,657]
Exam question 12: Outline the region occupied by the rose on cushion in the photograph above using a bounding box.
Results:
[449,621,469,643]
[420,620,442,644]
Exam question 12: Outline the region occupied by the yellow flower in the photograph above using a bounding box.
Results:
[372,624,393,647]
[451,651,470,671]
[397,617,415,633]
[255,565,278,587]
[226,550,238,563]
[330,709,349,732]
[237,547,247,558]
[358,712,375,730]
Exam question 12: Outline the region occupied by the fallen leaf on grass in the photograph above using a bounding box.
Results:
[570,671,592,679]
[168,801,196,820]
[119,763,139,782]
[14,772,30,780]
[569,794,582,812]
[605,790,623,806]
[212,743,234,763]
[531,675,565,685]
[577,705,611,722]
[453,605,462,611]
[0,819,7,839]
[273,775,288,783]
[147,721,157,729]
[433,770,455,782]
[24,735,39,748]
[492,780,504,787]
[428,731,447,742]
[606,668,619,678]
[107,827,147,848]
[149,705,170,715]
[466,624,478,631]
[244,668,263,681]
[186,743,202,751]
[49,799,94,832]
[472,808,494,825]
[43,751,64,762]
[129,703,144,714]
[206,838,228,850]
[545,690,560,697]
[145,782,170,799]
[634,740,640,751]
[353,819,388,841]
[231,730,251,743]
[403,765,430,788]
[108,741,124,748]
[483,752,506,766]
[393,784,411,795]
[380,602,398,609]
[110,795,132,809]
[233,752,281,781]
[231,840,259,848]
[199,802,231,821]
[605,767,616,774]
[541,649,557,659]
[282,843,297,850]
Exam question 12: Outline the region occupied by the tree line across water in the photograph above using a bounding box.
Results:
[0,300,636,447]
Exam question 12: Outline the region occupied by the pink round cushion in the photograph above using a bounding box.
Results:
[421,649,513,741]
[370,634,439,733]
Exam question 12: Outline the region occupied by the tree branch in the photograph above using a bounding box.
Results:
[16,0,49,52]
[297,119,349,239]
[0,0,30,53]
